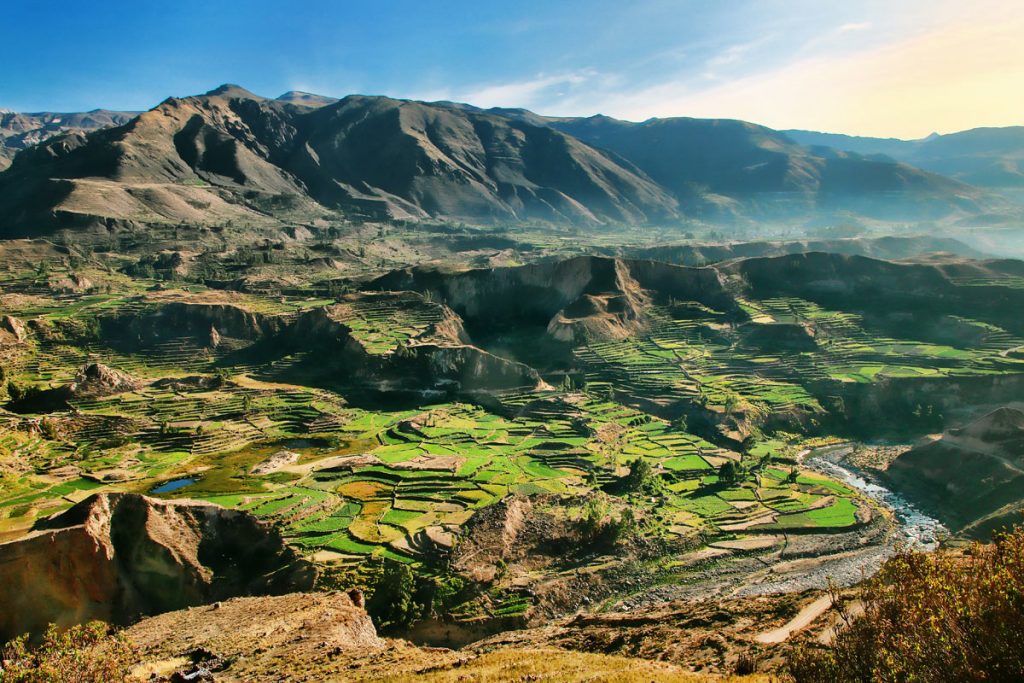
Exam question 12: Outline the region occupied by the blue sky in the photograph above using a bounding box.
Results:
[1,0,1020,137]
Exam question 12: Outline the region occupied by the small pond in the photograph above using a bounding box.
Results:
[150,477,198,494]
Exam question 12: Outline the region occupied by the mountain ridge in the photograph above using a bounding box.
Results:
[785,126,1024,189]
[0,84,1014,237]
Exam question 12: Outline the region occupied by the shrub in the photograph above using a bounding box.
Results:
[578,496,636,547]
[789,526,1024,681]
[0,621,134,682]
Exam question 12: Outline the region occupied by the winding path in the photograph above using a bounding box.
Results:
[754,594,834,644]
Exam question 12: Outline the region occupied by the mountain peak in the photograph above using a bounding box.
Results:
[203,83,262,100]
[275,91,339,107]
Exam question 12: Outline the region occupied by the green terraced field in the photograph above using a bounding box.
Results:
[5,248,1024,624]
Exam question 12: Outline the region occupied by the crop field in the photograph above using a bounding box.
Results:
[332,291,452,355]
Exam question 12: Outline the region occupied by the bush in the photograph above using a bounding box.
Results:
[0,621,134,682]
[578,496,636,547]
[789,526,1024,681]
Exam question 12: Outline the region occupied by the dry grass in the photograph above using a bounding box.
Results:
[379,647,769,682]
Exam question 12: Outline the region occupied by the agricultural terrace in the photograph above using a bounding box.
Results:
[574,297,1024,415]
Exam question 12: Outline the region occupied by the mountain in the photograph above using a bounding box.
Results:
[0,108,135,171]
[539,114,996,222]
[0,85,1010,237]
[784,126,1024,189]
[0,85,678,236]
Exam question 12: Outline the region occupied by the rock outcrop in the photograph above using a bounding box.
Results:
[0,315,26,342]
[369,256,735,344]
[5,362,141,413]
[99,301,285,349]
[286,292,542,393]
[0,493,316,641]
[66,362,142,399]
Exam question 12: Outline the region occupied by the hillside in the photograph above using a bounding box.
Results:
[886,407,1024,537]
[2,239,1024,678]
[0,493,315,641]
[543,114,997,222]
[0,85,678,236]
[785,126,1024,190]
[621,235,988,265]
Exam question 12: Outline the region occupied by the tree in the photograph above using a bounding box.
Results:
[723,392,739,416]
[368,559,419,629]
[578,496,635,547]
[718,460,740,485]
[579,496,610,540]
[622,457,653,492]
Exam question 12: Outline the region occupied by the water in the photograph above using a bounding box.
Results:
[150,477,197,494]
[804,444,946,550]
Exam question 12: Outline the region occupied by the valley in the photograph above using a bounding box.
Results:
[2,227,1023,678]
[1,48,1023,676]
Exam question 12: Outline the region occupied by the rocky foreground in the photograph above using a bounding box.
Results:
[123,589,811,681]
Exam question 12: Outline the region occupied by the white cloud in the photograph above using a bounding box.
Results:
[455,71,596,109]
[839,21,872,32]
[707,42,756,68]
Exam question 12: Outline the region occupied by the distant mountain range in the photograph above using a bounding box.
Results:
[0,109,136,171]
[0,85,1018,237]
[784,127,1024,189]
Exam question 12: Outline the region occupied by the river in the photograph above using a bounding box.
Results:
[803,443,946,551]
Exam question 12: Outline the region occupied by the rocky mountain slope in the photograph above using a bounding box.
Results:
[0,493,316,641]
[0,85,1011,237]
[541,114,996,222]
[620,234,988,266]
[120,588,830,681]
[0,85,677,236]
[125,592,702,682]
[886,406,1024,537]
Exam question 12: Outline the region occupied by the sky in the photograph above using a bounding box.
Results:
[1,0,1021,138]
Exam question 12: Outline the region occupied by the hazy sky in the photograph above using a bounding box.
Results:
[2,0,1021,138]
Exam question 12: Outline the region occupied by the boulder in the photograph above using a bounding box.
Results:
[1,315,26,342]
